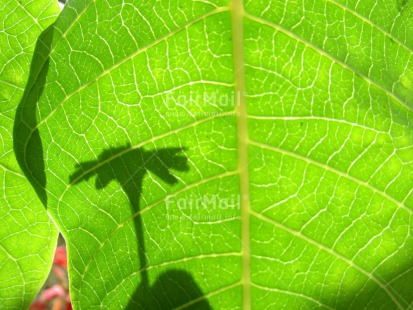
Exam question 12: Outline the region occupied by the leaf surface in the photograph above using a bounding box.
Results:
[0,0,59,309]
[15,0,413,309]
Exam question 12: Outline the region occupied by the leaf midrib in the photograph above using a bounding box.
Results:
[231,0,251,308]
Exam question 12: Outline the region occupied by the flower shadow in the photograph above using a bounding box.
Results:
[70,144,211,309]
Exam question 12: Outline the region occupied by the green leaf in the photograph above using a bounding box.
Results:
[15,0,413,309]
[0,0,60,309]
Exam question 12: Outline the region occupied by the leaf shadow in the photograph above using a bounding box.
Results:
[70,144,211,309]
[13,22,55,206]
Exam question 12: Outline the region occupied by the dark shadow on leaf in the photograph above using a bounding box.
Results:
[126,269,211,310]
[13,23,55,206]
[70,145,210,309]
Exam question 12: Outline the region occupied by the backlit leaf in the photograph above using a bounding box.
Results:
[15,0,413,308]
[0,0,59,308]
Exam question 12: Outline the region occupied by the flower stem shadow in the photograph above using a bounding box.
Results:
[70,144,211,309]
